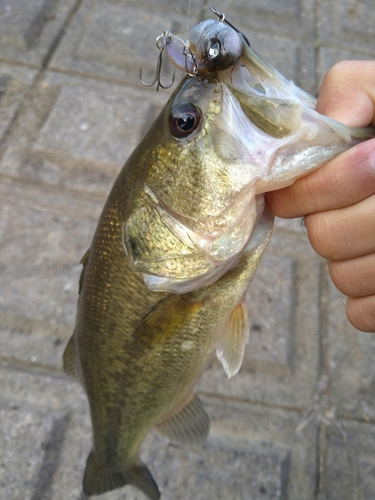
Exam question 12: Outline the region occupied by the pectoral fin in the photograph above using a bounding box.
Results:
[216,301,250,379]
[62,334,80,379]
[78,248,90,295]
[156,393,210,445]
[132,295,204,349]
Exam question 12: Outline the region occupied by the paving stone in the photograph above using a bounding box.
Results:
[0,327,66,370]
[318,47,375,87]
[245,254,296,373]
[0,0,78,67]
[49,0,202,86]
[0,366,317,500]
[128,0,203,14]
[0,64,38,143]
[322,279,375,423]
[142,436,290,500]
[203,398,317,500]
[0,365,90,499]
[216,0,315,40]
[199,228,321,409]
[0,177,101,338]
[0,405,67,500]
[1,1,375,498]
[50,410,91,500]
[318,0,375,55]
[319,420,375,500]
[0,71,168,194]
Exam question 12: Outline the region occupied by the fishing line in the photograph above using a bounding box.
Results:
[186,0,191,44]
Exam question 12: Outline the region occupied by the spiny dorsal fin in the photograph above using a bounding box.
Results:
[62,334,80,379]
[83,451,160,500]
[156,393,210,445]
[216,301,250,379]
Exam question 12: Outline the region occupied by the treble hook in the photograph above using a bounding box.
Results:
[140,34,175,91]
[210,6,250,46]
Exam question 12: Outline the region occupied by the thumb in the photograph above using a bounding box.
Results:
[316,60,375,127]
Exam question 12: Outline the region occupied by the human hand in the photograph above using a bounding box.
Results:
[266,61,375,332]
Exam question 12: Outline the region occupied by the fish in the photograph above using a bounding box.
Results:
[63,10,374,500]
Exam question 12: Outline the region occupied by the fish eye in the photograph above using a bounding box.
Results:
[169,102,201,139]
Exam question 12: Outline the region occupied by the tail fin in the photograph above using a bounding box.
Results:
[83,451,160,500]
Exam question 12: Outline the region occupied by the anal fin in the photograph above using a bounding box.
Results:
[216,300,250,379]
[62,334,80,379]
[83,451,160,500]
[156,393,210,445]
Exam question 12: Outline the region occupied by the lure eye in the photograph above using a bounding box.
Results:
[207,38,220,60]
[170,102,201,139]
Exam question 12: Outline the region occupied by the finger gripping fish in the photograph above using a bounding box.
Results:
[64,10,374,499]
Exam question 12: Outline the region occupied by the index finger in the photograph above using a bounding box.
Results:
[266,60,375,219]
[265,138,375,218]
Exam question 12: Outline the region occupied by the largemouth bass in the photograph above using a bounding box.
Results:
[64,11,374,499]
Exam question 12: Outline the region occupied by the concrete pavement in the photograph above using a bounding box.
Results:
[1,0,375,498]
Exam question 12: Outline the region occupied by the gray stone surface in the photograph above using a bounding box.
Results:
[0,405,67,500]
[1,0,375,499]
[317,0,375,54]
[322,280,375,422]
[50,0,203,86]
[0,0,79,67]
[0,72,168,194]
[0,177,99,337]
[0,64,38,142]
[319,420,375,500]
[318,47,375,87]
[217,0,316,39]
